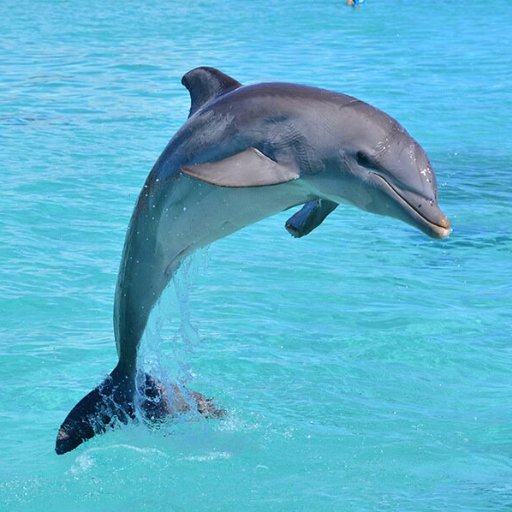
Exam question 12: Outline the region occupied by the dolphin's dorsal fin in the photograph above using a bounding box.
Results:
[181,67,241,117]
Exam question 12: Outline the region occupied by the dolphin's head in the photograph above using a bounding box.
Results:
[317,104,451,239]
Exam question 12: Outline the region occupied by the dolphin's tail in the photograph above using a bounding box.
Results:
[55,366,224,455]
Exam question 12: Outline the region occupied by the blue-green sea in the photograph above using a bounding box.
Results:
[1,1,511,510]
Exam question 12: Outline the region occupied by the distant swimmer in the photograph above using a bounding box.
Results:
[346,0,365,6]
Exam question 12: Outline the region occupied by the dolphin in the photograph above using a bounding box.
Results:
[55,66,450,454]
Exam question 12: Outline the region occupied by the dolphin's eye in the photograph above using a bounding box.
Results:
[356,151,375,169]
[356,151,387,175]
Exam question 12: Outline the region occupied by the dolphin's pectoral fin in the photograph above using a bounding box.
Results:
[181,148,300,188]
[285,199,339,238]
[182,67,241,118]
[55,367,224,455]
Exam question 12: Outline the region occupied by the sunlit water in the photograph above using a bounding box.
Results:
[1,1,511,510]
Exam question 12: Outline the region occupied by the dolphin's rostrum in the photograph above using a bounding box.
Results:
[55,67,450,454]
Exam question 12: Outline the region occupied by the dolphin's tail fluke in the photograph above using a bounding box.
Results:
[55,367,137,455]
[55,366,224,455]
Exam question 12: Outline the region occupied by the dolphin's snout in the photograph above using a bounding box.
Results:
[407,197,451,239]
[368,173,451,239]
[413,197,451,239]
[412,198,451,239]
[437,214,450,229]
[428,211,451,239]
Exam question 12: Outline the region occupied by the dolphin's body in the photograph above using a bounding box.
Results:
[56,67,450,454]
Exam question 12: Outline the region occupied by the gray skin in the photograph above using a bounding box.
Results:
[56,67,450,454]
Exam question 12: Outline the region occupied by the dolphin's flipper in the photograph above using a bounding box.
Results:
[182,148,300,187]
[285,199,338,238]
[182,67,241,117]
[55,368,223,455]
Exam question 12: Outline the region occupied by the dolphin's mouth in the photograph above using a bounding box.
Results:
[371,173,451,239]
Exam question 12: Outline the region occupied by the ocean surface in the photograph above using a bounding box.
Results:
[1,1,511,510]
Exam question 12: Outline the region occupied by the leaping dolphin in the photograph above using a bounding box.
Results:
[55,67,451,454]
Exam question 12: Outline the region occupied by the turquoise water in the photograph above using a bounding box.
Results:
[1,0,511,510]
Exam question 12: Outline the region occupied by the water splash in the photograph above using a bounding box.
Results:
[134,249,211,420]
